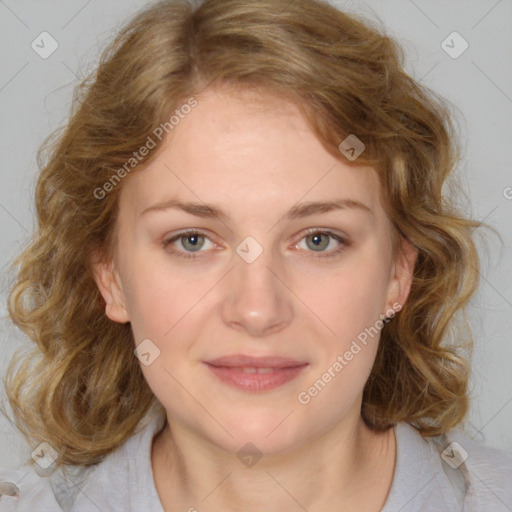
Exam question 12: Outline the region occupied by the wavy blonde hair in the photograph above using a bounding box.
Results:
[3,0,481,470]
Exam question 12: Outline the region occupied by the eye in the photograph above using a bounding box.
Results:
[162,229,349,261]
[162,230,216,259]
[294,229,348,259]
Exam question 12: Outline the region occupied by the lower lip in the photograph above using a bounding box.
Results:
[204,363,308,392]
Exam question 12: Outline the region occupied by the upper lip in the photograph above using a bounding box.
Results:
[205,355,308,369]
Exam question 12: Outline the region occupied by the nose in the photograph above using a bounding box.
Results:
[220,245,294,337]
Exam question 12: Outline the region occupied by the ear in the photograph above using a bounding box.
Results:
[91,256,130,324]
[385,237,418,313]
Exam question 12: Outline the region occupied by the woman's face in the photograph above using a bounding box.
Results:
[94,86,415,455]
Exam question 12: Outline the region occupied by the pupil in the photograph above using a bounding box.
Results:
[184,234,202,251]
[309,233,327,251]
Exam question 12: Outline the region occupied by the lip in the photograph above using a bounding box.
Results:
[206,354,307,368]
[204,355,309,392]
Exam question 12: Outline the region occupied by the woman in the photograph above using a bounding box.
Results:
[1,0,511,510]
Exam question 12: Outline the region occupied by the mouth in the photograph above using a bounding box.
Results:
[203,355,309,392]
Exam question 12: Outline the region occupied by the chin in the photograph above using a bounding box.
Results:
[208,411,309,457]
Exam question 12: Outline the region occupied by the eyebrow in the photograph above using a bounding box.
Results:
[140,198,373,221]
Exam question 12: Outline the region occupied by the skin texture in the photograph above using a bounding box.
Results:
[93,85,417,511]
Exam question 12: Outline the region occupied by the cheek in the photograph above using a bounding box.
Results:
[301,258,391,343]
[126,266,208,413]
[121,276,170,342]
[119,248,207,342]
[294,266,387,416]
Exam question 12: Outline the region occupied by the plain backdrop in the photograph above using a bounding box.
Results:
[0,0,511,469]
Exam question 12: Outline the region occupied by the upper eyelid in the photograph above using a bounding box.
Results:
[164,229,215,244]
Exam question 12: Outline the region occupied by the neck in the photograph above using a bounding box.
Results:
[152,413,396,512]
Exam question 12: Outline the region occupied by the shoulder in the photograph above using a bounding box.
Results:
[0,411,166,511]
[0,465,59,512]
[0,451,133,511]
[441,426,512,510]
[0,462,105,511]
[382,421,512,512]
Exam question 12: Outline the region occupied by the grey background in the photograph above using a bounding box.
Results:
[0,0,511,469]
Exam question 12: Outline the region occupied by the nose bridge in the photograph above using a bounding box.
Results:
[220,236,294,336]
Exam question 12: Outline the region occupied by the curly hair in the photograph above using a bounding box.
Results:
[3,0,481,470]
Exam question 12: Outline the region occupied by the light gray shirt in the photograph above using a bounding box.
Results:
[1,411,511,511]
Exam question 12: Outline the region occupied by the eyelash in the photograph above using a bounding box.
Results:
[162,229,349,260]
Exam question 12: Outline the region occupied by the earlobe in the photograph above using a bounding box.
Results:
[387,238,418,312]
[92,259,130,324]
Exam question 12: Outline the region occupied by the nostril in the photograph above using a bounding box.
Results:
[0,481,20,498]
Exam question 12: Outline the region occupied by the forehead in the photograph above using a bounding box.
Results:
[119,86,383,220]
